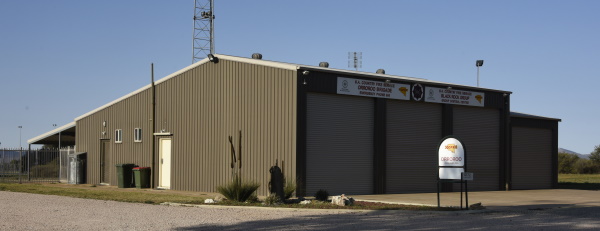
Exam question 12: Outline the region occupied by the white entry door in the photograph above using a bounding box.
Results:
[159,138,172,189]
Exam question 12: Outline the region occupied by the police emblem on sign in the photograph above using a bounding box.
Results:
[412,84,424,101]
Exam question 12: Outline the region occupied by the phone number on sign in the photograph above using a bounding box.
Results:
[440,157,462,161]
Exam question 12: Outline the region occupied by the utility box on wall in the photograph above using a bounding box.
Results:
[68,152,87,184]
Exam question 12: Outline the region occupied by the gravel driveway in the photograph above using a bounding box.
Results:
[1,191,599,230]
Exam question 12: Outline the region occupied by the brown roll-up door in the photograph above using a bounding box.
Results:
[453,106,500,191]
[386,101,442,193]
[512,127,553,189]
[306,92,374,196]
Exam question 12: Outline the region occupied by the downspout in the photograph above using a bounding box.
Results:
[151,63,156,188]
[504,93,511,191]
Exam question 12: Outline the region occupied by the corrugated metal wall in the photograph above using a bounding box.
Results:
[305,93,374,195]
[77,59,297,195]
[154,60,297,195]
[76,89,153,186]
[386,101,442,193]
[453,106,500,191]
[511,127,552,189]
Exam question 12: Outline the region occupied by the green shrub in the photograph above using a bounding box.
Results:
[558,152,579,174]
[574,159,600,174]
[264,193,283,205]
[283,180,296,199]
[314,189,329,201]
[216,175,260,202]
[30,159,59,178]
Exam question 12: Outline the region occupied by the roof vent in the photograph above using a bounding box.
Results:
[252,53,263,59]
[319,62,329,68]
[376,69,386,74]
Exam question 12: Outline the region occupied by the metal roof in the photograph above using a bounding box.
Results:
[219,54,513,94]
[74,53,512,122]
[510,111,562,122]
[27,122,77,145]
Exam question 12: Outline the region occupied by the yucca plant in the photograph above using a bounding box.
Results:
[283,178,296,199]
[216,174,260,202]
[216,130,260,202]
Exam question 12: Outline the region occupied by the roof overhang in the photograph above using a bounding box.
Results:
[511,111,562,122]
[28,122,76,146]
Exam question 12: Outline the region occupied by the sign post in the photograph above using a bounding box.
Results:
[437,136,470,210]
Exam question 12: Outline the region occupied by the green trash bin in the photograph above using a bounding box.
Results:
[133,167,151,189]
[115,164,135,188]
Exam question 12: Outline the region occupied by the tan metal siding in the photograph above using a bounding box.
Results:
[76,60,296,195]
[386,101,442,193]
[306,93,374,195]
[511,127,553,189]
[154,60,297,195]
[76,89,153,185]
[453,106,500,191]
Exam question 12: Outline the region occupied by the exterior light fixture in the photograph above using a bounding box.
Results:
[207,54,218,63]
[385,80,391,84]
[476,60,484,87]
[476,60,484,67]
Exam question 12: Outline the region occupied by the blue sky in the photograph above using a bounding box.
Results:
[0,1,598,154]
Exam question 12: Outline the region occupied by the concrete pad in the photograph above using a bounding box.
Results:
[352,189,600,210]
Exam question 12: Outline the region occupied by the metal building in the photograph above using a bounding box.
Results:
[29,54,560,196]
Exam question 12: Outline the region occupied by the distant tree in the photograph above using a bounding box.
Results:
[41,144,58,150]
[574,159,600,174]
[558,152,579,174]
[590,145,600,164]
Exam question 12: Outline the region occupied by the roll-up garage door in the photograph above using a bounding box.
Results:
[453,106,500,191]
[306,92,374,196]
[386,101,442,193]
[512,127,552,189]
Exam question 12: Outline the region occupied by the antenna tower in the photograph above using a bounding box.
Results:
[193,0,215,63]
[348,52,362,71]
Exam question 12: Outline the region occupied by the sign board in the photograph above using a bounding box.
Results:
[439,168,464,180]
[438,137,465,167]
[337,77,410,100]
[462,172,473,181]
[425,87,485,107]
[437,136,470,210]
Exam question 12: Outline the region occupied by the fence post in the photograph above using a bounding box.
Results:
[19,147,22,184]
[28,145,32,181]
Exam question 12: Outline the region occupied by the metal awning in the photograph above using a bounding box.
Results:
[27,122,76,146]
[510,111,562,122]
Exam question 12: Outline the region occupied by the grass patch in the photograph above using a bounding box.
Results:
[558,174,600,190]
[217,199,456,211]
[0,183,455,211]
[0,183,206,205]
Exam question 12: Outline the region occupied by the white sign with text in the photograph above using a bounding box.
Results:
[438,137,465,167]
[425,87,485,107]
[337,77,410,100]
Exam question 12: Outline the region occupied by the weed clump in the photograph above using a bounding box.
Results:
[314,189,329,201]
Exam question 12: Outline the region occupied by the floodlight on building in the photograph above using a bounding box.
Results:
[476,60,484,87]
[207,54,218,63]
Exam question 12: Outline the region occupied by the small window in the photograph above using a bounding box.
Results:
[134,128,142,142]
[115,129,123,143]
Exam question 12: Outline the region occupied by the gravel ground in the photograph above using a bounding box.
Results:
[1,191,599,230]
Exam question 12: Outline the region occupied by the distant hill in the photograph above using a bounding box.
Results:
[559,148,589,159]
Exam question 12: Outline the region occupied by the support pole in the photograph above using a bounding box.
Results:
[151,63,156,188]
[19,147,22,184]
[28,145,32,182]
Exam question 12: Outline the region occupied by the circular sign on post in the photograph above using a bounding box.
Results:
[438,137,465,167]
